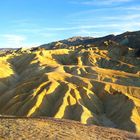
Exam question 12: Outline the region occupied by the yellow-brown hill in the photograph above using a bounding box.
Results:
[0,34,140,135]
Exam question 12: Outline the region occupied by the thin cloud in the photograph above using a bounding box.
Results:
[98,14,140,21]
[0,34,26,48]
[15,24,120,33]
[75,29,110,37]
[43,24,120,31]
[70,0,133,5]
[68,6,140,17]
[2,34,26,42]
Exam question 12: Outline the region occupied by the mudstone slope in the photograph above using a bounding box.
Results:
[0,31,140,138]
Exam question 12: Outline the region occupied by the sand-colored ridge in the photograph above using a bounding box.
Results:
[0,42,140,134]
[0,117,140,140]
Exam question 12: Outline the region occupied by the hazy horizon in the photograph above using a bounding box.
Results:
[0,0,140,48]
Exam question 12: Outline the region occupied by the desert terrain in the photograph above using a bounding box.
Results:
[0,31,140,139]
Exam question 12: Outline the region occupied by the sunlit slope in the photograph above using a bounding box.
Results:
[0,44,140,133]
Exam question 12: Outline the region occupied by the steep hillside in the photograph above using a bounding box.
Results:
[0,32,140,135]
